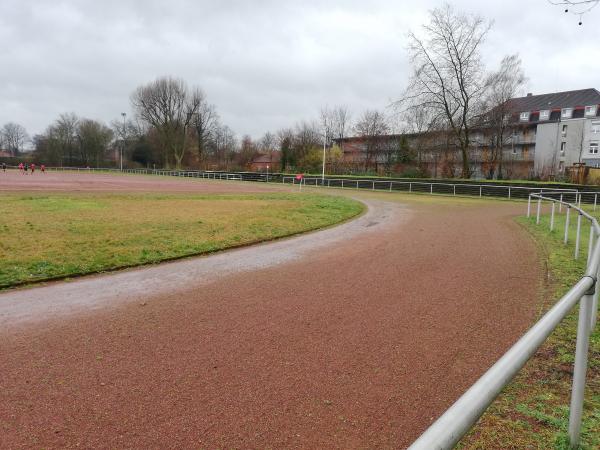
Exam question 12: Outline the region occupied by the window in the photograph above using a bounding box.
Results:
[539,110,550,120]
[592,121,600,134]
[585,105,598,117]
[520,112,530,122]
[591,142,599,154]
[562,124,568,137]
[561,108,573,119]
[561,142,567,154]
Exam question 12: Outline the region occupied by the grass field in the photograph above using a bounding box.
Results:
[0,192,363,288]
[460,211,600,449]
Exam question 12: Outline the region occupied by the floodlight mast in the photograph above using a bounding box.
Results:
[120,112,126,171]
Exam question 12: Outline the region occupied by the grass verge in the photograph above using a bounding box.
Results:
[458,212,600,449]
[0,192,363,288]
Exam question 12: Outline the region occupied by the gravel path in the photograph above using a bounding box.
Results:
[0,195,541,449]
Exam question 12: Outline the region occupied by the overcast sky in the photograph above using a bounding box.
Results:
[1,0,599,143]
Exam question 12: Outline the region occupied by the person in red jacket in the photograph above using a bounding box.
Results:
[41,164,46,173]
[31,163,36,174]
[18,162,24,174]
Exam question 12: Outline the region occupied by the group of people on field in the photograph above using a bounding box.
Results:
[17,162,45,174]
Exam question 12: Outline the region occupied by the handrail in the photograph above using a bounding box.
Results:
[410,193,598,449]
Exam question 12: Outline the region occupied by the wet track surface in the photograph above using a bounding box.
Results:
[0,176,542,449]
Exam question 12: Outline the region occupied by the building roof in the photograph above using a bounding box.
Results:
[251,152,281,164]
[509,88,600,112]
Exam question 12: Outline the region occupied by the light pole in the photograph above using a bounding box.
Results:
[322,130,327,183]
[120,112,126,171]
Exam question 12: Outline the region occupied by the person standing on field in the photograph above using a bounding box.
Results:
[18,162,23,174]
[31,163,35,174]
[1,162,5,172]
[41,164,45,173]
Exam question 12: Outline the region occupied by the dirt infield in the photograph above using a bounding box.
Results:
[0,177,542,448]
[0,169,282,193]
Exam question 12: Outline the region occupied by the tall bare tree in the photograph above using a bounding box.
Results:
[210,124,236,169]
[332,106,351,147]
[481,54,526,178]
[56,113,79,165]
[353,110,389,171]
[1,123,29,156]
[131,76,200,168]
[190,89,219,169]
[293,121,322,164]
[277,128,294,170]
[76,119,114,167]
[402,3,491,178]
[320,105,351,148]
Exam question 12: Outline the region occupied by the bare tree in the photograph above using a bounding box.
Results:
[401,3,491,178]
[481,54,526,178]
[259,132,277,154]
[131,76,200,169]
[76,119,114,166]
[332,106,351,144]
[353,110,389,172]
[277,128,294,170]
[210,124,236,169]
[401,104,442,169]
[56,113,79,165]
[320,105,351,149]
[190,89,219,169]
[2,122,29,156]
[293,121,322,164]
[238,135,258,169]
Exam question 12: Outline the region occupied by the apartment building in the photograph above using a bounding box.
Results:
[335,88,600,179]
[512,89,600,176]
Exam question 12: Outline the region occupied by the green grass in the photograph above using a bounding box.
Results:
[0,192,363,288]
[458,210,600,449]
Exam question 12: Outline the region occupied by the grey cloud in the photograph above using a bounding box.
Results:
[1,0,598,142]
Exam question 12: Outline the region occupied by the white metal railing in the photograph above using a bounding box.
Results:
[282,175,580,202]
[24,165,600,204]
[410,193,599,449]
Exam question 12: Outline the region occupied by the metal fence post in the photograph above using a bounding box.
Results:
[527,195,532,217]
[389,182,392,192]
[372,181,375,190]
[356,180,359,189]
[479,186,482,197]
[409,183,412,193]
[508,187,511,199]
[560,194,563,213]
[453,185,456,196]
[568,292,593,448]
[575,213,582,259]
[536,197,542,225]
[430,184,433,194]
[595,194,598,212]
[550,202,555,231]
[565,207,571,244]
